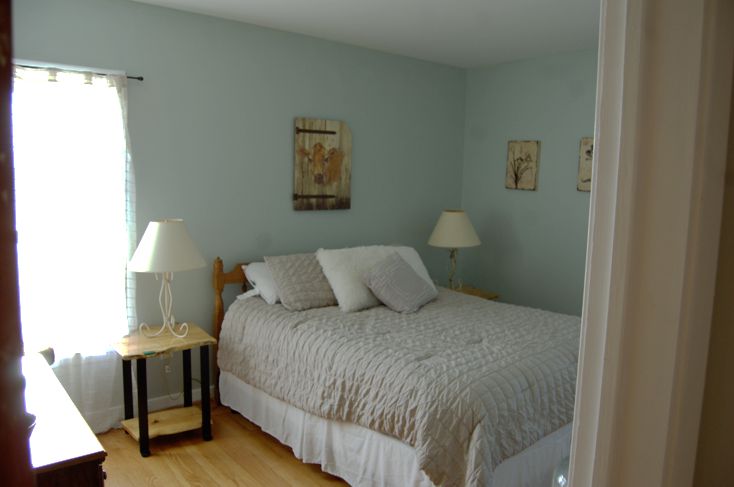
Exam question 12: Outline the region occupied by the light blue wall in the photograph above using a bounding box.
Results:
[13,0,467,324]
[13,0,466,397]
[461,51,597,315]
[13,0,596,402]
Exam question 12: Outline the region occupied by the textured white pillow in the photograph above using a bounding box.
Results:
[243,262,280,305]
[264,253,337,311]
[364,253,438,313]
[316,245,435,312]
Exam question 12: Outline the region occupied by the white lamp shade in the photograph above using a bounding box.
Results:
[128,219,205,273]
[428,210,481,248]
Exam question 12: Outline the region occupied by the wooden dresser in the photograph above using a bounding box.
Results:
[23,354,106,486]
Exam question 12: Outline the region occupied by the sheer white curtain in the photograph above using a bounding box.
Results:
[12,65,136,432]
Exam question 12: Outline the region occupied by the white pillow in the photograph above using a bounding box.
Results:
[243,262,280,305]
[316,245,435,312]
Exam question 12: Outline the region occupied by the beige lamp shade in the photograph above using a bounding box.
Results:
[128,219,205,273]
[428,210,481,248]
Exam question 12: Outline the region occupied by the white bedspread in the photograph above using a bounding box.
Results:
[218,289,579,486]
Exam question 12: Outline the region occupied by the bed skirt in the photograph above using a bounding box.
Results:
[220,371,571,487]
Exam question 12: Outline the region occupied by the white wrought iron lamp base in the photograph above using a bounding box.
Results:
[138,271,189,338]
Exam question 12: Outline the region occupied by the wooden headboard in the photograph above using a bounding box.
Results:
[212,257,248,402]
[212,257,248,340]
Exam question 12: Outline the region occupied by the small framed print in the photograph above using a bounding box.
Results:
[577,137,593,192]
[505,140,539,191]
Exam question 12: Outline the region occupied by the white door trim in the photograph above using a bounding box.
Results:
[570,0,734,485]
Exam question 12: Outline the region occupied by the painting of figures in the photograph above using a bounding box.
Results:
[293,118,352,210]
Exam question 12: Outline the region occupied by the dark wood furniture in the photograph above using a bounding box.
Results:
[23,353,106,486]
[113,324,216,457]
[1,4,34,481]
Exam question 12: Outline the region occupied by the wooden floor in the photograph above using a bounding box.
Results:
[97,404,348,486]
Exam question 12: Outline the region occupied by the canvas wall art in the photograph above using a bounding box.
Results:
[577,137,593,192]
[505,140,540,190]
[293,117,352,210]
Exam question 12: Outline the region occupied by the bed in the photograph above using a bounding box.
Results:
[212,255,579,487]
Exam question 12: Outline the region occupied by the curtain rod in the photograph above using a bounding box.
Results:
[15,63,144,82]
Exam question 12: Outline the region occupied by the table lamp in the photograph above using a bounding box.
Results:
[128,219,205,338]
[428,209,481,289]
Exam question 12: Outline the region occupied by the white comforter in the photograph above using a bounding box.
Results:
[218,289,579,486]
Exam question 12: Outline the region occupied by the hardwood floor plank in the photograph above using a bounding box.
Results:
[98,404,348,486]
[183,441,263,486]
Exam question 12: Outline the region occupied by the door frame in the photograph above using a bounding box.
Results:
[570,0,734,485]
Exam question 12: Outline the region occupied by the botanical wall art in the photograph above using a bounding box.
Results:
[293,117,352,210]
[577,137,593,192]
[505,140,540,191]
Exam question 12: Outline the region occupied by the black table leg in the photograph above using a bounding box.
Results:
[136,358,150,457]
[200,345,212,441]
[183,349,192,407]
[122,359,133,420]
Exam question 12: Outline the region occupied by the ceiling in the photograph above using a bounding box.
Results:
[132,0,600,68]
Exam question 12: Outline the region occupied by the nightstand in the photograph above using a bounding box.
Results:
[113,323,217,457]
[455,285,499,301]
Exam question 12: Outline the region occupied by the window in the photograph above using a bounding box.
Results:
[12,66,135,359]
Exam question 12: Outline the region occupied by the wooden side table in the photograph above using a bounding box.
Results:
[113,323,216,457]
[455,285,500,301]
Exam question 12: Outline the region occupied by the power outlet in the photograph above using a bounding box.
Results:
[164,364,172,374]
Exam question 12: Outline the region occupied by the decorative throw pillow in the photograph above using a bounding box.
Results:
[364,253,438,313]
[243,262,280,305]
[264,253,337,311]
[316,245,435,312]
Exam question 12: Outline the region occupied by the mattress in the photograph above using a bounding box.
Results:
[218,289,580,486]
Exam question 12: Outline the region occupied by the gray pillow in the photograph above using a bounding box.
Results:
[364,253,438,313]
[264,253,337,311]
